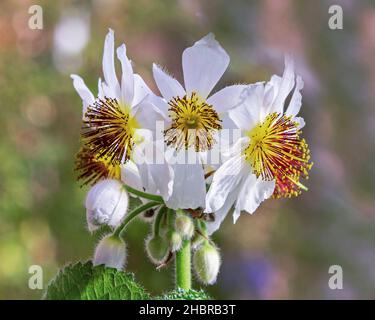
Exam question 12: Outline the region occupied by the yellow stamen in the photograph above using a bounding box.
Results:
[244,112,313,198]
[164,92,222,152]
[82,97,139,164]
[75,146,121,186]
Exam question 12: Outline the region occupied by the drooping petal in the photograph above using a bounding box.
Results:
[205,155,245,213]
[102,29,120,98]
[152,64,185,101]
[206,84,247,113]
[285,75,304,117]
[165,160,206,210]
[116,44,134,105]
[182,33,229,99]
[233,175,275,223]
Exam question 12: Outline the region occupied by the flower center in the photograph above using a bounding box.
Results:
[82,97,139,164]
[75,146,121,186]
[244,112,313,198]
[164,92,222,152]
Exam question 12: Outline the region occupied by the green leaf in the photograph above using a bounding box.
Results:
[157,288,211,300]
[44,261,150,300]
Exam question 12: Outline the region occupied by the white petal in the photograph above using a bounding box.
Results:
[101,80,114,98]
[182,33,229,99]
[286,75,304,117]
[233,175,275,222]
[148,159,174,201]
[270,54,295,114]
[132,99,166,131]
[205,155,245,213]
[121,161,143,191]
[228,84,264,130]
[165,162,206,209]
[116,44,134,105]
[102,29,120,98]
[148,94,169,118]
[70,74,94,105]
[137,162,158,195]
[70,74,94,118]
[98,78,104,99]
[132,74,153,107]
[152,64,185,101]
[206,85,247,113]
[206,184,241,235]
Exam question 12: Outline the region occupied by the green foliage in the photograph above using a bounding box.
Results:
[44,261,150,300]
[157,288,211,300]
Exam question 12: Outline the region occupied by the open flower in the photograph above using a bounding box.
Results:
[152,33,246,209]
[71,29,172,201]
[205,56,313,234]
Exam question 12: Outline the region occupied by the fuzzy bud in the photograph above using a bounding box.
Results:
[145,235,169,264]
[166,230,182,252]
[193,242,221,285]
[85,179,129,232]
[93,235,126,270]
[174,215,194,240]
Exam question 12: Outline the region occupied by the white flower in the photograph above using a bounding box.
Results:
[152,33,247,209]
[205,56,313,234]
[85,179,128,232]
[71,29,173,201]
[93,234,127,270]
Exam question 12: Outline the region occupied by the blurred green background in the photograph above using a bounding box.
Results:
[1,0,375,299]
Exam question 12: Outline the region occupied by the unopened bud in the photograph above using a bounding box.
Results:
[174,215,194,240]
[93,235,126,270]
[145,235,169,264]
[85,179,129,232]
[166,230,182,252]
[193,242,221,285]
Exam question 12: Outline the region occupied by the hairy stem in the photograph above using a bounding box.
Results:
[175,239,191,290]
[175,209,192,290]
[124,185,164,203]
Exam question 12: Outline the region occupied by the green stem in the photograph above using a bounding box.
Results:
[113,201,160,239]
[176,239,191,290]
[124,185,164,203]
[153,206,166,236]
[175,209,192,290]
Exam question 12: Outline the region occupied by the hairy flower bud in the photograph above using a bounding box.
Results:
[145,235,169,264]
[193,242,221,285]
[174,215,194,240]
[93,235,126,270]
[85,179,129,232]
[166,230,182,252]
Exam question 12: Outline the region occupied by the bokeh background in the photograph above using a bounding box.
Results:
[1,0,375,299]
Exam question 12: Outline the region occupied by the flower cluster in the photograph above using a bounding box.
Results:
[71,29,312,286]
